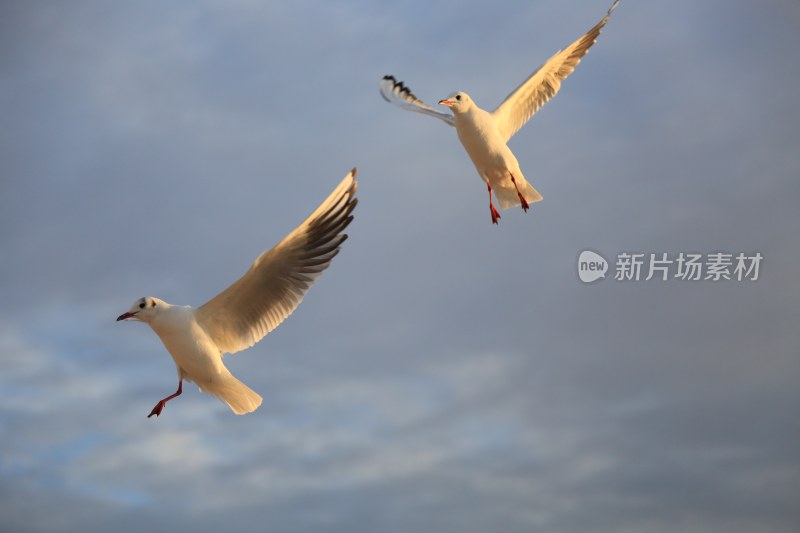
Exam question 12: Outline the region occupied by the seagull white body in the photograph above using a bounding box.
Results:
[141,301,264,414]
[449,99,542,213]
[380,0,620,223]
[117,170,358,417]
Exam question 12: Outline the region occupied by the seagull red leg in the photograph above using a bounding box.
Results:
[148,379,183,418]
[509,173,530,212]
[487,183,501,224]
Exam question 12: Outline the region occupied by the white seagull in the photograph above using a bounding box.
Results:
[380,0,620,224]
[117,170,358,417]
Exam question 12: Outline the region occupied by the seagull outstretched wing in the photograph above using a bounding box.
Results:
[492,0,620,142]
[195,170,358,354]
[380,75,455,127]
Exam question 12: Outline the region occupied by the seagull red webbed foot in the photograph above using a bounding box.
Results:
[487,184,501,224]
[510,174,530,212]
[148,380,183,418]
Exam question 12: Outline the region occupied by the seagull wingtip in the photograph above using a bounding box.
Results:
[379,76,396,102]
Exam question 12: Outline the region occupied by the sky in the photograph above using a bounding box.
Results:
[1,0,799,531]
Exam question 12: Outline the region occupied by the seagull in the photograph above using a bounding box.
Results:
[380,0,620,224]
[117,169,358,417]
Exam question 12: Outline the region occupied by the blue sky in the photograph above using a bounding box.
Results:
[1,1,799,531]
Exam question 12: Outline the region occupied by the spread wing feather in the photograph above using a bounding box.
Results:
[195,170,358,354]
[380,75,455,127]
[492,0,620,142]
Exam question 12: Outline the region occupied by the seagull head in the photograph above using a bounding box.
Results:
[117,296,167,323]
[438,92,472,113]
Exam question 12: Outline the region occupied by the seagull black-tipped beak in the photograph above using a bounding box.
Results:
[438,99,454,107]
[116,312,137,321]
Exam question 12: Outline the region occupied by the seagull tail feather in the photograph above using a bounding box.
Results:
[496,175,544,210]
[205,374,263,415]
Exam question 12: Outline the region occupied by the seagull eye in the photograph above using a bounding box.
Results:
[455,95,462,101]
[152,301,156,307]
[139,303,145,309]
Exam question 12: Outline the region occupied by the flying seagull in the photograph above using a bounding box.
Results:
[380,0,620,224]
[117,169,358,417]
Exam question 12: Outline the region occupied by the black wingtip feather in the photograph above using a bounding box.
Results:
[381,74,421,104]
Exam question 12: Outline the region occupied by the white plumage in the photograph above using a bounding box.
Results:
[380,0,620,224]
[117,170,358,417]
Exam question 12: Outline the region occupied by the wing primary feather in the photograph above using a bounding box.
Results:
[381,75,422,105]
[380,75,456,127]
